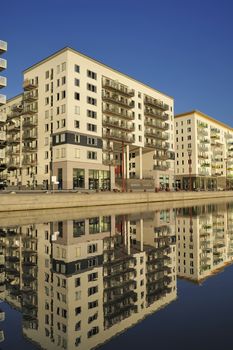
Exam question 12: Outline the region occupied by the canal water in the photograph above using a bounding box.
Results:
[0,200,233,350]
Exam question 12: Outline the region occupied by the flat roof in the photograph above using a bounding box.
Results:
[23,46,173,100]
[175,110,233,131]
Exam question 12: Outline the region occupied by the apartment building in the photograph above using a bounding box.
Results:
[175,110,233,190]
[176,203,233,283]
[0,40,7,182]
[0,211,177,349]
[0,47,175,190]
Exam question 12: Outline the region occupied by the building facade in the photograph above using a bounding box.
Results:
[0,40,7,183]
[0,47,175,190]
[175,110,233,190]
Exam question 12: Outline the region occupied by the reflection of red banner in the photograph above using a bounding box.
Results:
[115,165,121,177]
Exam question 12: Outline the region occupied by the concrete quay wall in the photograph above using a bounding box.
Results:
[0,191,233,212]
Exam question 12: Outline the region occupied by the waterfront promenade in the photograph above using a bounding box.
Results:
[0,190,233,213]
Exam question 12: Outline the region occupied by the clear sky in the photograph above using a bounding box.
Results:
[1,0,233,126]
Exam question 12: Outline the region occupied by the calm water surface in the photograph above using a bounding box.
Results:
[0,200,233,350]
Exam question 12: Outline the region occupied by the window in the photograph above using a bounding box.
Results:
[45,165,49,174]
[61,90,66,99]
[57,120,60,129]
[45,151,49,159]
[57,93,60,101]
[45,97,49,105]
[87,151,97,160]
[75,149,80,159]
[75,277,81,287]
[74,78,80,86]
[74,120,80,129]
[75,106,80,115]
[75,321,81,331]
[87,70,97,80]
[88,272,98,282]
[75,134,80,143]
[87,97,97,105]
[87,110,97,119]
[75,291,81,300]
[87,123,97,132]
[45,83,49,92]
[61,62,66,71]
[87,83,97,92]
[88,244,97,254]
[57,107,60,115]
[75,64,80,73]
[57,78,60,87]
[61,76,66,85]
[88,286,98,296]
[88,326,99,338]
[45,70,49,79]
[87,137,97,146]
[57,65,60,74]
[61,119,66,127]
[74,92,80,100]
[88,300,98,309]
[75,307,81,316]
[61,104,66,113]
[45,124,49,132]
[56,149,60,159]
[61,148,66,158]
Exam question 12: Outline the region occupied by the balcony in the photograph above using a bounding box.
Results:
[198,168,210,176]
[153,153,169,161]
[197,128,208,136]
[6,136,20,145]
[0,94,6,106]
[23,146,37,153]
[198,153,209,159]
[102,78,134,97]
[7,160,20,170]
[0,131,6,142]
[145,129,169,140]
[0,161,6,170]
[21,106,38,115]
[23,79,38,91]
[144,96,169,111]
[23,133,37,141]
[145,141,169,150]
[0,77,7,89]
[0,59,7,72]
[23,119,37,129]
[23,91,38,103]
[153,164,169,171]
[6,148,20,156]
[102,105,134,120]
[7,124,20,133]
[102,144,113,153]
[102,118,134,132]
[144,108,169,121]
[197,122,208,129]
[102,130,133,143]
[0,41,7,54]
[102,92,134,109]
[22,158,37,167]
[144,119,169,130]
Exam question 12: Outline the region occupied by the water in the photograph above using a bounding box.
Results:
[0,199,233,350]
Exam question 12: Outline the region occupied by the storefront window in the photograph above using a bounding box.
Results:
[73,168,85,189]
[89,170,110,190]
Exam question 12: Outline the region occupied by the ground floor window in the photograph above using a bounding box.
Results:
[89,170,110,190]
[73,168,85,189]
[159,175,169,189]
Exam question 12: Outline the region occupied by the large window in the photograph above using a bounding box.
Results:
[73,168,85,188]
[73,220,85,237]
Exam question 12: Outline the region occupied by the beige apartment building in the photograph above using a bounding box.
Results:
[0,210,177,349]
[0,40,7,183]
[175,110,233,190]
[176,203,233,283]
[0,47,175,190]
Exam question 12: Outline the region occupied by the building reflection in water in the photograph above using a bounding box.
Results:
[176,202,233,283]
[0,208,177,349]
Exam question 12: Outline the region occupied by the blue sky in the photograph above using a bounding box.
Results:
[1,0,233,126]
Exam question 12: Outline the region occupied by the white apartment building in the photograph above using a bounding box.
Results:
[175,110,233,190]
[0,40,7,182]
[176,203,233,283]
[0,47,175,190]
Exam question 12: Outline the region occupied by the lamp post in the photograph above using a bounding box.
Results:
[188,149,192,191]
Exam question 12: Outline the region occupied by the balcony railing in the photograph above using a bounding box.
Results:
[145,130,169,140]
[0,132,6,141]
[0,94,6,106]
[22,158,37,167]
[153,164,169,171]
[102,105,134,120]
[23,119,38,128]
[23,133,37,141]
[21,106,38,115]
[144,108,169,121]
[0,41,7,54]
[23,79,38,91]
[145,141,169,150]
[7,160,20,170]
[153,153,169,160]
[0,59,7,72]
[102,92,134,109]
[102,130,133,143]
[23,91,38,102]
[102,79,135,97]
[7,124,20,133]
[102,118,134,131]
[144,96,169,111]
[144,119,169,130]
[0,76,7,88]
